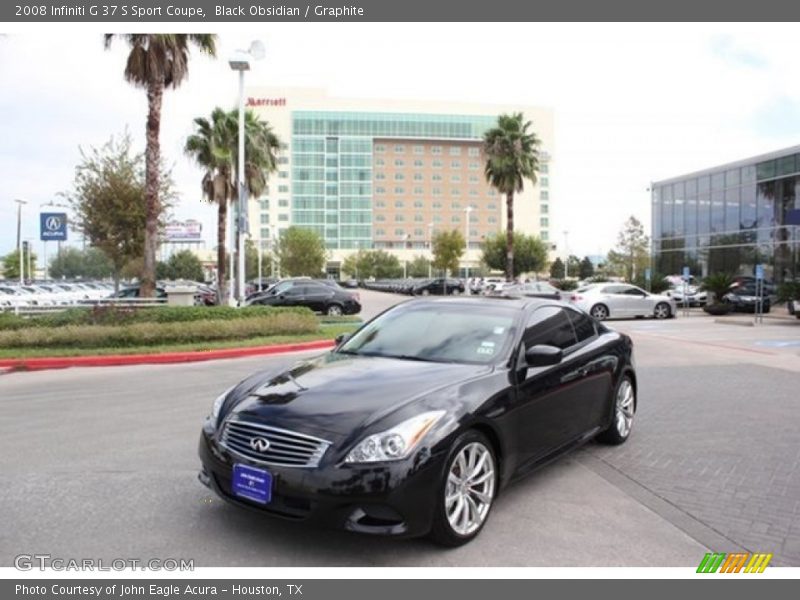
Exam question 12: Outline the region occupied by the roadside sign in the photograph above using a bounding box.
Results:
[645,268,652,281]
[755,264,764,280]
[682,266,690,281]
[40,212,68,241]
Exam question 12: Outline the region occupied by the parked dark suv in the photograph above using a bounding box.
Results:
[245,279,361,315]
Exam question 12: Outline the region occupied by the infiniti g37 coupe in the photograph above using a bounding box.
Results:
[198,297,637,546]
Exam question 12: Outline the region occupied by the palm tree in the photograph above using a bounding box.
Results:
[483,113,541,281]
[185,108,280,302]
[104,34,217,297]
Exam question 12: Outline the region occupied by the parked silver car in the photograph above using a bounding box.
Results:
[568,283,677,320]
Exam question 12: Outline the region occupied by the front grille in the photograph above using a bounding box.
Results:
[219,417,331,468]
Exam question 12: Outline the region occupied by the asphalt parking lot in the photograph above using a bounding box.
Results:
[1,290,798,567]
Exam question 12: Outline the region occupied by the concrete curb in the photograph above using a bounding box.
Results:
[0,339,335,373]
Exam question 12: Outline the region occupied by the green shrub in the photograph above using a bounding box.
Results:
[0,312,318,349]
[551,279,579,291]
[776,281,800,303]
[700,273,736,305]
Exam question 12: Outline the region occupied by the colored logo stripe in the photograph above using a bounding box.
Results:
[697,552,772,573]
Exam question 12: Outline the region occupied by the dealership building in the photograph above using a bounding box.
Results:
[652,145,800,283]
[244,88,554,277]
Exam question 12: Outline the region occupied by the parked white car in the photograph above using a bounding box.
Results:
[568,283,677,320]
[666,284,708,307]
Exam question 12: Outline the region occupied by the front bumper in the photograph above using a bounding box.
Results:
[198,429,444,538]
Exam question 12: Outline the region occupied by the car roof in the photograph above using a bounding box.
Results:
[407,296,560,311]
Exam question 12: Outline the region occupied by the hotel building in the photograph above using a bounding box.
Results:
[244,88,554,277]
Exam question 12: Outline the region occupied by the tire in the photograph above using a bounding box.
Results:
[325,304,343,316]
[429,430,498,547]
[597,375,636,445]
[590,304,609,320]
[421,289,430,296]
[653,302,671,319]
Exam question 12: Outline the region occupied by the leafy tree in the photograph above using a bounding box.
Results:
[49,247,113,279]
[549,257,565,279]
[483,113,541,281]
[481,231,548,277]
[63,133,176,291]
[185,107,280,302]
[566,255,581,277]
[276,227,327,276]
[432,229,465,275]
[407,255,431,278]
[105,34,217,297]
[166,249,204,281]
[606,216,650,282]
[578,256,595,280]
[244,238,272,280]
[2,249,37,281]
[342,250,403,279]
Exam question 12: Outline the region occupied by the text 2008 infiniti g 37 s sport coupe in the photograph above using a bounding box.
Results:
[198,297,637,546]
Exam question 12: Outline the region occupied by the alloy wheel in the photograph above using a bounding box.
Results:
[326,304,343,316]
[591,305,608,320]
[615,379,635,438]
[654,303,670,319]
[445,442,496,536]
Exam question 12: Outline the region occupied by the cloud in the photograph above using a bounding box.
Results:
[710,35,768,69]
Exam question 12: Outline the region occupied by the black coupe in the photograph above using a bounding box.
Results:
[198,297,637,546]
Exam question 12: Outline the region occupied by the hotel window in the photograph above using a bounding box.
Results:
[375,144,386,153]
[261,228,270,239]
[432,173,443,182]
[469,229,479,237]
[375,173,386,181]
[413,187,424,195]
[260,199,270,209]
[376,186,386,195]
[413,173,424,181]
[395,228,406,236]
[469,214,478,223]
[375,200,386,208]
[260,214,270,224]
[488,216,497,224]
[395,215,405,222]
[469,189,478,196]
[432,201,443,209]
[487,202,497,210]
[278,185,289,193]
[468,147,480,157]
[433,215,442,223]
[431,145,442,155]
[413,145,424,155]
[395,200,404,208]
[279,171,288,178]
[414,214,424,222]
[432,187,442,196]
[414,200,424,208]
[278,199,289,207]
[278,214,289,222]
[375,158,385,166]
[375,228,385,236]
[278,156,289,165]
[432,159,443,169]
[470,202,478,209]
[394,186,405,194]
[488,189,497,196]
[451,160,461,169]
[413,159,424,167]
[395,159,405,167]
[394,173,405,181]
[469,174,479,183]
[540,191,549,200]
[451,189,461,196]
[451,215,461,223]
[451,201,461,209]
[451,174,461,183]
[541,177,549,188]
[414,228,424,236]
[468,161,479,170]
[449,146,462,156]
[394,144,405,153]
[540,164,549,174]
[541,231,549,241]
[540,204,549,214]
[375,215,386,222]
[540,217,549,227]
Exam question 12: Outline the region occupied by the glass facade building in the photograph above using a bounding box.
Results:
[652,146,800,283]
[291,112,497,250]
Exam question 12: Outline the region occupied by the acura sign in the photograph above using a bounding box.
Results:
[40,212,68,241]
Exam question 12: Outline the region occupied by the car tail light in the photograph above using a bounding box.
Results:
[570,294,582,301]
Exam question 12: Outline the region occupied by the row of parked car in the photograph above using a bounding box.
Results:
[0,281,115,309]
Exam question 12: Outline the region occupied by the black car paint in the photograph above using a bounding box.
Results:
[198,297,634,537]
[247,281,361,314]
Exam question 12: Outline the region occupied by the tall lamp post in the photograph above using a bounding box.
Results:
[464,206,473,285]
[563,230,570,279]
[229,40,265,304]
[14,199,27,285]
[427,222,434,278]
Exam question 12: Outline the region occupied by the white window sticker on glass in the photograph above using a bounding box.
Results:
[492,326,505,335]
[477,346,495,355]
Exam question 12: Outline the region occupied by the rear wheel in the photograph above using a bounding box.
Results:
[590,304,609,320]
[421,289,430,296]
[653,302,671,319]
[326,304,343,316]
[429,431,497,547]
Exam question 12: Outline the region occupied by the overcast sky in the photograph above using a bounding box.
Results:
[2,23,800,260]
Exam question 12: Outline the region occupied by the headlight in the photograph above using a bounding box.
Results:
[211,386,235,420]
[345,410,446,463]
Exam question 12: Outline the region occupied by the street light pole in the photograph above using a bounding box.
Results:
[14,199,27,285]
[428,222,434,278]
[464,206,473,284]
[563,230,570,279]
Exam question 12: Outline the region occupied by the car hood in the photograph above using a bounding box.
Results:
[227,353,492,437]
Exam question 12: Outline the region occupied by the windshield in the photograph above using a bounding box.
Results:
[338,303,518,364]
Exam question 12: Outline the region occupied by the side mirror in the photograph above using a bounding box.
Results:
[525,344,563,367]
[335,333,351,346]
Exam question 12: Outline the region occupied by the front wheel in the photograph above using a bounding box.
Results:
[429,431,497,547]
[597,376,636,445]
[653,302,671,319]
[325,304,343,316]
[590,304,609,320]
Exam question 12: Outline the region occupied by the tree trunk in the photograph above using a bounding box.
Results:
[506,190,515,282]
[217,191,228,304]
[141,78,164,298]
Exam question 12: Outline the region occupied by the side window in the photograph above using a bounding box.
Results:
[566,308,596,343]
[623,286,646,296]
[523,306,578,350]
[284,285,305,297]
[602,285,624,294]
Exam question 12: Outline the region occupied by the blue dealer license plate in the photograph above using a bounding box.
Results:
[232,463,272,505]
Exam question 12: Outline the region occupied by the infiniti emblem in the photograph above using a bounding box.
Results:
[250,437,271,452]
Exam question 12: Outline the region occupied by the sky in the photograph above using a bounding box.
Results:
[3,23,800,261]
